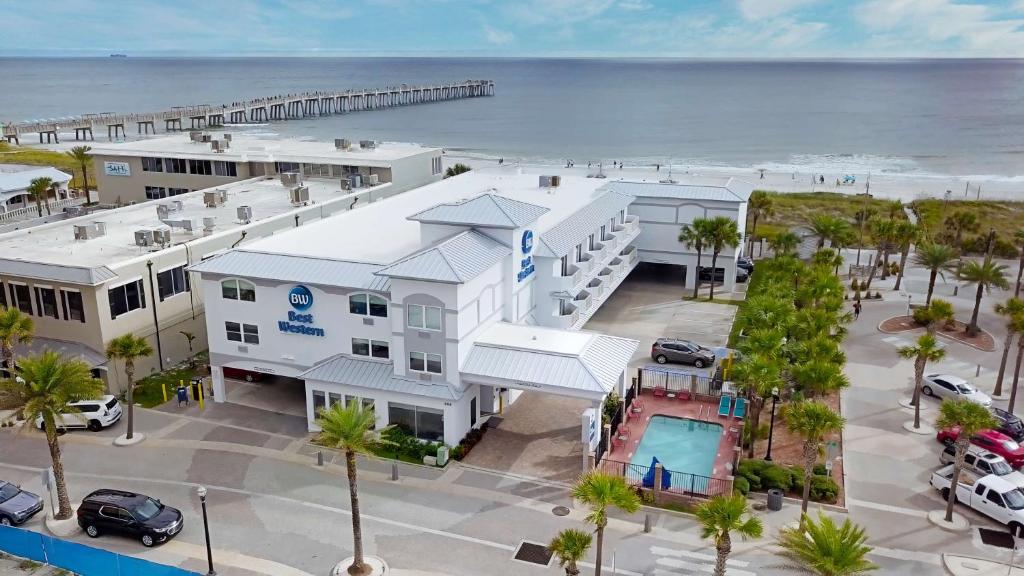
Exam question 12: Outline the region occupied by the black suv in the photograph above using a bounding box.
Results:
[77,489,183,547]
[991,407,1024,442]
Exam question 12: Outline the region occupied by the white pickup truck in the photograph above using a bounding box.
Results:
[931,465,1024,531]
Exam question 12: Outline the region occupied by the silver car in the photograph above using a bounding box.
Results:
[0,480,44,526]
[922,374,993,406]
[651,338,716,368]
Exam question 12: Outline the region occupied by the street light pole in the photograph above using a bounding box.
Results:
[764,387,780,461]
[197,486,216,576]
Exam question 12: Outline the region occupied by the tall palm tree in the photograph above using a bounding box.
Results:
[27,176,54,218]
[891,222,918,291]
[104,334,153,441]
[65,145,93,203]
[705,216,741,300]
[936,400,997,522]
[777,512,878,576]
[0,307,34,376]
[1014,230,1024,297]
[571,470,640,576]
[746,191,774,253]
[869,220,897,281]
[732,354,785,457]
[994,298,1024,397]
[957,256,1010,337]
[945,211,979,250]
[1009,325,1024,414]
[782,400,844,514]
[768,231,800,257]
[680,219,713,299]
[695,494,763,576]
[548,528,592,576]
[913,243,958,306]
[0,352,104,519]
[808,215,851,250]
[317,402,382,576]
[789,334,846,366]
[736,295,795,334]
[791,361,850,398]
[792,308,849,341]
[897,333,946,429]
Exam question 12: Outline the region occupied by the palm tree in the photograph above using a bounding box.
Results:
[936,400,997,522]
[994,298,1024,397]
[1014,230,1024,297]
[317,402,382,576]
[897,333,945,429]
[695,494,763,576]
[65,145,92,203]
[680,219,713,299]
[808,215,851,250]
[916,298,954,335]
[792,308,849,341]
[891,222,918,291]
[571,470,640,576]
[945,211,979,250]
[782,400,844,514]
[777,512,877,576]
[791,360,849,398]
[869,220,896,281]
[913,243,958,306]
[0,352,104,519]
[957,256,1010,337]
[736,295,795,334]
[443,163,471,178]
[104,334,153,441]
[548,528,592,576]
[27,176,54,217]
[705,216,741,300]
[768,231,800,257]
[0,307,34,376]
[732,354,784,457]
[746,191,774,253]
[1009,323,1024,414]
[789,334,846,366]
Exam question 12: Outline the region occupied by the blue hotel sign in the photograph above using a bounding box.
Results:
[517,230,535,282]
[278,285,325,337]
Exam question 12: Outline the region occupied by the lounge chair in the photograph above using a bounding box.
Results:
[733,397,747,420]
[653,386,667,398]
[677,390,691,401]
[617,424,630,440]
[631,398,644,413]
[717,395,732,417]
[612,435,624,450]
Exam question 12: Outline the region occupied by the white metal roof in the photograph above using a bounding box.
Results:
[408,193,549,229]
[375,230,510,284]
[14,337,107,367]
[0,167,73,193]
[0,258,116,286]
[535,190,634,258]
[299,354,462,401]
[602,178,754,203]
[188,250,390,292]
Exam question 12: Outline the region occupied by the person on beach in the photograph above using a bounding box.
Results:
[853,300,862,320]
[498,158,503,165]
[820,175,825,184]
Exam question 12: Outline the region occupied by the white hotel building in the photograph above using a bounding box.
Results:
[191,169,752,447]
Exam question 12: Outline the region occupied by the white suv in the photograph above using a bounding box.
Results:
[940,444,1024,488]
[35,396,122,432]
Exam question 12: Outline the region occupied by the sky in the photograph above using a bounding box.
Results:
[2,0,1024,58]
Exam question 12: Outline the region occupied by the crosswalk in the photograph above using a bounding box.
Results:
[648,545,757,576]
[880,335,989,376]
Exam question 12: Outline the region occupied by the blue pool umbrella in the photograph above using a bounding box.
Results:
[642,457,672,490]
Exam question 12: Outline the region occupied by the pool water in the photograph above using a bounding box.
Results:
[630,416,723,476]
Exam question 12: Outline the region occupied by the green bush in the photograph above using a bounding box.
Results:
[733,476,750,496]
[810,475,840,503]
[379,428,443,463]
[813,463,828,476]
[603,391,622,425]
[759,464,794,492]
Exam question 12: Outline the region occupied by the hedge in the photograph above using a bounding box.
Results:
[737,458,839,504]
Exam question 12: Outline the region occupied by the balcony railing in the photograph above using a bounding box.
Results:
[576,253,594,275]
[554,301,580,329]
[623,215,639,234]
[589,242,606,262]
[574,289,592,313]
[587,277,604,301]
[609,257,624,275]
[555,264,582,291]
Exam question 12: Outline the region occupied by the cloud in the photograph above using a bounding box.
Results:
[737,0,818,20]
[505,0,617,25]
[482,24,515,45]
[858,0,1024,54]
[618,0,652,11]
[280,0,353,20]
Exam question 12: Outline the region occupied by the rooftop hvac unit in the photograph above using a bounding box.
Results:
[359,140,376,150]
[223,133,232,141]
[237,205,253,224]
[335,138,352,150]
[156,204,170,220]
[73,222,105,240]
[211,140,225,153]
[164,219,195,233]
[280,172,300,187]
[365,174,379,186]
[339,178,351,191]
[170,200,184,212]
[189,131,203,142]
[203,217,216,233]
[551,175,561,187]
[134,229,154,247]
[93,222,106,235]
[289,186,310,205]
[153,229,171,245]
[201,133,212,143]
[64,205,84,218]
[204,190,227,208]
[539,175,558,188]
[348,174,363,189]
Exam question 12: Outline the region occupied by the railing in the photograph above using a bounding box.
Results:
[589,242,606,262]
[623,215,640,233]
[604,459,732,497]
[587,278,604,301]
[638,365,724,398]
[574,290,592,313]
[555,265,582,291]
[0,197,85,222]
[576,253,594,275]
[554,302,580,329]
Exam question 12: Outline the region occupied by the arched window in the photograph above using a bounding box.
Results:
[349,293,388,318]
[221,279,256,302]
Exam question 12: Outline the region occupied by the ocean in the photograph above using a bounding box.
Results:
[2,57,1023,180]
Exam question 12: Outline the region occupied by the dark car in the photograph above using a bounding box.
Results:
[222,367,263,382]
[992,407,1024,442]
[77,489,183,547]
[737,256,755,273]
[0,481,44,526]
[651,338,716,368]
[698,266,749,283]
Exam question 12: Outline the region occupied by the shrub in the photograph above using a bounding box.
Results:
[849,279,859,291]
[733,476,750,496]
[759,464,794,492]
[813,463,828,476]
[603,391,622,425]
[874,291,882,299]
[810,475,840,503]
[853,290,861,301]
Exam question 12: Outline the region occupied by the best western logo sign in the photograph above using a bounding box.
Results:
[517,229,535,282]
[278,285,325,337]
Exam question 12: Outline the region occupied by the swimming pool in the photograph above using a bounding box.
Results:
[630,415,723,477]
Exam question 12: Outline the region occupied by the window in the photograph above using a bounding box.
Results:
[407,304,442,331]
[221,279,256,302]
[986,491,1005,508]
[145,186,167,200]
[328,392,343,408]
[141,157,163,172]
[349,293,388,317]
[312,390,326,416]
[352,338,390,358]
[10,283,33,315]
[226,322,259,344]
[157,265,190,301]
[409,351,442,374]
[351,338,369,356]
[303,163,331,177]
[34,287,58,319]
[165,158,187,174]
[361,398,375,412]
[168,187,189,197]
[108,279,145,319]
[387,402,444,441]
[275,162,300,174]
[431,156,442,175]
[470,397,477,427]
[61,290,85,322]
[213,161,237,177]
[188,159,212,176]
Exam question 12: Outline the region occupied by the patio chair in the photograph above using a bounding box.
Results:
[617,424,631,440]
[631,398,644,413]
[653,386,667,398]
[717,395,732,418]
[733,397,747,420]
[612,435,624,450]
[677,390,691,401]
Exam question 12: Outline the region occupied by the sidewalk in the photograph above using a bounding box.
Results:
[0,553,72,576]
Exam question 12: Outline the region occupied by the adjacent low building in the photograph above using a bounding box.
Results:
[0,165,74,218]
[89,132,444,205]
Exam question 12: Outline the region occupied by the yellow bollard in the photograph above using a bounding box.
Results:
[198,380,204,410]
[162,383,167,404]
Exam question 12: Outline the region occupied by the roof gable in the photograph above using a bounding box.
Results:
[375,230,510,284]
[408,193,549,229]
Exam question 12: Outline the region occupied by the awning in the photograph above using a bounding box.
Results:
[13,338,107,368]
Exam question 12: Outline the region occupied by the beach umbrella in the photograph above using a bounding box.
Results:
[641,456,671,490]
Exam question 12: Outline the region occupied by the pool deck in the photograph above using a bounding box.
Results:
[603,390,740,479]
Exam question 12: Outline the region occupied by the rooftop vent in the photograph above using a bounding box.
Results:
[348,174,363,189]
[134,229,154,247]
[73,221,106,241]
[365,174,379,186]
[203,217,216,235]
[153,229,171,246]
[290,186,310,206]
[335,138,352,151]
[340,178,351,191]
[201,133,213,143]
[280,172,301,187]
[223,133,232,141]
[211,139,230,153]
[237,205,253,224]
[189,131,204,142]
[164,219,195,234]
[359,140,376,150]
[539,175,561,188]
[204,189,228,208]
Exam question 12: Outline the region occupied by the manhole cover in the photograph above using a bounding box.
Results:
[513,541,553,566]
[552,506,570,516]
[979,528,1015,549]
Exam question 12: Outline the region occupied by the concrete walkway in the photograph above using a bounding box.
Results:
[0,553,74,576]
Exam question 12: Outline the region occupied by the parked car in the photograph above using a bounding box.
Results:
[35,396,122,432]
[940,445,1024,486]
[937,428,1024,468]
[930,467,1024,532]
[921,374,992,406]
[651,338,716,368]
[77,489,183,547]
[736,256,755,273]
[991,407,1024,442]
[222,367,263,382]
[0,481,44,526]
[697,266,749,283]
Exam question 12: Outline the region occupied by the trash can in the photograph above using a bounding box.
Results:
[767,489,784,511]
[436,446,449,467]
[190,379,201,401]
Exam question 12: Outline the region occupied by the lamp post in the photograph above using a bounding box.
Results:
[197,486,216,576]
[764,387,780,462]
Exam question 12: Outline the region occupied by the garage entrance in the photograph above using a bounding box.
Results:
[632,261,687,289]
[221,368,306,418]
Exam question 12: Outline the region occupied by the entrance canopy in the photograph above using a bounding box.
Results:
[14,337,107,368]
[462,322,638,401]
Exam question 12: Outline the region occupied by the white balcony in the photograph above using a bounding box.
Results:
[573,289,592,313]
[554,264,583,292]
[620,244,638,264]
[601,232,618,251]
[576,253,594,275]
[553,301,580,329]
[587,277,604,301]
[609,256,624,276]
[588,241,606,262]
[623,215,639,234]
